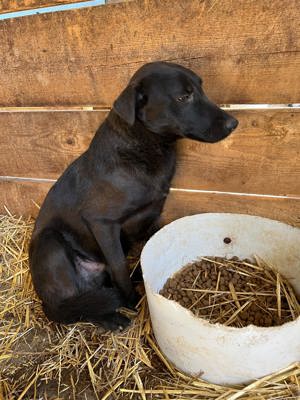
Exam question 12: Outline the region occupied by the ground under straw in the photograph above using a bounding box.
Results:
[0,213,299,399]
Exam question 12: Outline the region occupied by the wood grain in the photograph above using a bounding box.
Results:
[105,0,131,3]
[0,111,105,178]
[0,0,299,106]
[0,179,52,217]
[175,109,300,196]
[0,0,84,13]
[0,110,299,196]
[1,180,299,228]
[163,190,300,228]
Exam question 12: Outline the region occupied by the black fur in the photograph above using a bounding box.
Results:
[29,62,238,330]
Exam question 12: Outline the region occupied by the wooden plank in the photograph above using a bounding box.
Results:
[0,180,52,217]
[105,0,131,3]
[163,191,300,228]
[0,1,83,14]
[0,111,105,179]
[174,109,300,196]
[1,180,299,228]
[0,110,299,196]
[0,0,299,106]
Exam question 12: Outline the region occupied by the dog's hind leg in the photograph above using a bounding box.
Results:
[30,229,129,330]
[30,228,79,305]
[44,288,130,330]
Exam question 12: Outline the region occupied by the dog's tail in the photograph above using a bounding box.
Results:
[43,288,130,329]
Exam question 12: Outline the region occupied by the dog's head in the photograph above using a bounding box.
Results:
[113,61,238,143]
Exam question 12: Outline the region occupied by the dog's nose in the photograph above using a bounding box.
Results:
[224,117,239,133]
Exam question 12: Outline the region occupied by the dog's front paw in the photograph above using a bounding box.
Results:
[101,312,131,331]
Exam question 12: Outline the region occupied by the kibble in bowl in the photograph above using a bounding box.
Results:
[141,213,300,384]
[160,256,300,328]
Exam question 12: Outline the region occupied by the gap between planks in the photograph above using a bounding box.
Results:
[0,104,299,113]
[1,176,300,201]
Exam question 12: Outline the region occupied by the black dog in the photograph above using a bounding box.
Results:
[29,62,238,330]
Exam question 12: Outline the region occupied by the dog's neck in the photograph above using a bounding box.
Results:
[112,109,178,146]
[105,110,178,147]
[88,111,176,174]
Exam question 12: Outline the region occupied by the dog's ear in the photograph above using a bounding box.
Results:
[113,85,136,126]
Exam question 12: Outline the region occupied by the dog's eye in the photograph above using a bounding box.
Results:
[176,93,193,103]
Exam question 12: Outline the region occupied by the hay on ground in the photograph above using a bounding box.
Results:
[0,213,299,399]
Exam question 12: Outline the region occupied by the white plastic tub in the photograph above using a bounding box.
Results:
[141,213,300,385]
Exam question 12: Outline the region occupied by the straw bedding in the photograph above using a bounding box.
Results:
[0,213,299,399]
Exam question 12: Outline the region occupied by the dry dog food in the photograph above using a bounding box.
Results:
[160,257,300,328]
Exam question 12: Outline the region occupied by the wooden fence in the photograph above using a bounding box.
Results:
[0,0,299,226]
